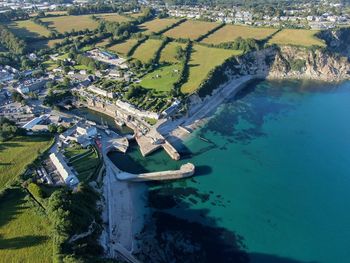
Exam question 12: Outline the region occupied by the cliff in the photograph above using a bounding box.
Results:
[231,46,350,82]
[318,28,350,58]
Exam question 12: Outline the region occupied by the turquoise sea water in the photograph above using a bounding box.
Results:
[109,80,350,263]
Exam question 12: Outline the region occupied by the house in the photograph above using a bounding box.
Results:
[87,85,114,99]
[17,78,47,94]
[22,114,49,130]
[49,152,79,187]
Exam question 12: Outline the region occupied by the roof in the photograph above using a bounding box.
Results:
[49,152,79,186]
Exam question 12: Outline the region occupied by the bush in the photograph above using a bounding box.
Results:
[27,182,44,199]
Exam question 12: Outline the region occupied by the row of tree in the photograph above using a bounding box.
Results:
[0,25,27,54]
[0,9,29,22]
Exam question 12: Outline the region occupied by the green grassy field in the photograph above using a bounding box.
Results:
[141,64,182,92]
[97,13,131,22]
[7,20,51,38]
[107,38,138,56]
[268,29,325,47]
[159,42,186,63]
[164,20,219,40]
[138,18,179,34]
[132,38,163,63]
[41,15,99,33]
[0,136,53,190]
[0,188,52,262]
[181,45,242,94]
[65,146,100,182]
[202,25,278,44]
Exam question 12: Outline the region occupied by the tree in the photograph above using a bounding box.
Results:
[48,124,58,134]
[12,91,24,103]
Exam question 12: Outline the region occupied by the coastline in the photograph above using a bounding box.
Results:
[159,75,255,146]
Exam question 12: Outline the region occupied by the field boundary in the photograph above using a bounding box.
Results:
[195,22,225,42]
[127,36,148,57]
[155,18,187,36]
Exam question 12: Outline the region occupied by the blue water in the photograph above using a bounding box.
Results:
[109,80,350,263]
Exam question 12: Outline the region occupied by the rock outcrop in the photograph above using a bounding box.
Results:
[318,28,350,58]
[231,45,350,82]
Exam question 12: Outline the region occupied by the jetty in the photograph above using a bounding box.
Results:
[135,128,180,160]
[117,163,195,182]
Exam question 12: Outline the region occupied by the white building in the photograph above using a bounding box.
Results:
[87,85,115,99]
[76,125,97,137]
[50,152,79,187]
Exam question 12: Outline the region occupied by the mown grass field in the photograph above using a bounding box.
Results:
[181,45,242,94]
[0,136,53,190]
[268,29,325,47]
[138,18,179,34]
[7,20,51,38]
[202,25,278,44]
[65,146,100,182]
[159,42,186,63]
[0,188,52,262]
[141,64,182,92]
[107,38,138,55]
[41,15,98,33]
[97,13,131,22]
[132,38,163,63]
[164,20,219,40]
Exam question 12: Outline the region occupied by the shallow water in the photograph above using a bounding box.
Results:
[110,79,350,263]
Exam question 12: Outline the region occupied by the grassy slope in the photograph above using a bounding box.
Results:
[0,136,53,190]
[159,41,186,63]
[41,15,98,33]
[140,64,182,92]
[202,25,278,44]
[164,20,218,40]
[181,45,242,94]
[132,38,163,63]
[138,18,179,35]
[64,147,100,182]
[268,29,325,47]
[7,20,51,38]
[107,38,138,56]
[0,188,52,262]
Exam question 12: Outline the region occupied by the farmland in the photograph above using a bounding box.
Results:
[268,29,325,47]
[0,136,53,190]
[139,18,179,34]
[140,64,182,92]
[107,38,138,55]
[41,15,99,33]
[7,20,51,38]
[181,45,242,94]
[64,146,100,182]
[0,188,52,263]
[160,42,186,63]
[164,20,219,40]
[132,38,163,63]
[97,13,131,23]
[202,25,278,44]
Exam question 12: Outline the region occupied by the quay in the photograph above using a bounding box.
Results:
[79,100,181,160]
[135,128,180,160]
[117,163,195,182]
